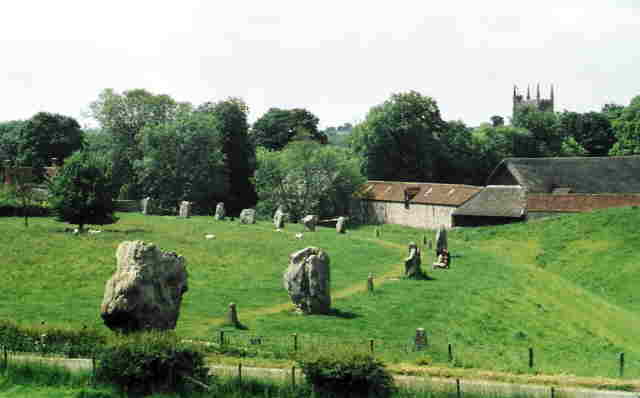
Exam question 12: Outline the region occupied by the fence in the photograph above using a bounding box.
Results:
[208,330,640,380]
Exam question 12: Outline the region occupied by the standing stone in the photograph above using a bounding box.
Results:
[273,205,285,224]
[336,216,347,233]
[283,247,331,314]
[141,197,155,215]
[302,215,318,232]
[435,225,447,255]
[404,241,423,279]
[367,273,374,293]
[178,201,191,218]
[274,211,286,229]
[214,202,225,220]
[100,241,188,332]
[227,302,240,328]
[239,209,256,224]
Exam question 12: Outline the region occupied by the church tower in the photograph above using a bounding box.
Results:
[513,84,555,119]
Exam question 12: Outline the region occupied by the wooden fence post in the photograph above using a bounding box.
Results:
[219,331,225,346]
[238,362,242,383]
[448,343,453,361]
[619,352,625,377]
[292,366,296,387]
[528,347,534,369]
[551,386,555,398]
[456,378,461,398]
[293,333,298,352]
[369,339,374,354]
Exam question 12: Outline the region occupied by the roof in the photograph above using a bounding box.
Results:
[527,194,640,212]
[355,180,481,206]
[487,156,640,194]
[453,186,526,218]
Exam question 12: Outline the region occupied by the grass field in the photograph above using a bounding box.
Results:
[2,208,640,380]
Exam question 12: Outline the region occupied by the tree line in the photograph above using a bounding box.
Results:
[1,88,639,220]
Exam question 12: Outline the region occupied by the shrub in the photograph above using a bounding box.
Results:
[0,320,105,357]
[298,350,395,398]
[96,331,211,395]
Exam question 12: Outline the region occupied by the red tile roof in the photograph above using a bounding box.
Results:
[527,194,640,212]
[356,181,481,206]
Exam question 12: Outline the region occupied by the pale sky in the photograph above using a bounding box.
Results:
[1,1,639,129]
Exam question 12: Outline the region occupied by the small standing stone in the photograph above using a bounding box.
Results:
[336,217,347,234]
[141,197,155,215]
[302,215,318,232]
[415,328,427,350]
[239,209,256,224]
[375,228,380,238]
[367,273,374,293]
[178,201,191,218]
[404,242,423,279]
[214,203,225,220]
[274,211,286,229]
[435,226,447,255]
[227,302,240,328]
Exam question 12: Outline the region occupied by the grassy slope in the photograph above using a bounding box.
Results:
[1,208,640,378]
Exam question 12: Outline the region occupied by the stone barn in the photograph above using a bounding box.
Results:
[453,156,640,226]
[352,181,481,229]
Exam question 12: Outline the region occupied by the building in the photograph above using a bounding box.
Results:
[513,84,554,119]
[452,156,640,226]
[352,181,482,229]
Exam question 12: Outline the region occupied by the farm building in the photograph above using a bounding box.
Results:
[352,180,482,229]
[453,156,640,226]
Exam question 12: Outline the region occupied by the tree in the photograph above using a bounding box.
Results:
[48,151,118,232]
[89,89,184,199]
[609,96,640,155]
[512,105,561,155]
[16,112,84,175]
[254,141,365,221]
[349,91,447,182]
[137,108,229,214]
[557,111,615,156]
[197,98,257,214]
[251,108,326,150]
[0,120,23,164]
[490,115,504,127]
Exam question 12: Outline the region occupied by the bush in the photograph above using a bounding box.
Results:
[96,331,211,395]
[0,320,105,357]
[298,350,395,398]
[0,185,50,217]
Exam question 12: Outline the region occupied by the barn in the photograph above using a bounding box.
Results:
[453,156,640,226]
[352,180,482,229]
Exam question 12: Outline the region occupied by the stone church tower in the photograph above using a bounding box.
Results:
[513,84,554,118]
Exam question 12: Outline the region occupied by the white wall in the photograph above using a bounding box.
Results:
[361,201,456,229]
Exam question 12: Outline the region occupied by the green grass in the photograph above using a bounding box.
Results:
[2,208,640,381]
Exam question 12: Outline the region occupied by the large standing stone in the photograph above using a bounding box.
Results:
[435,225,447,255]
[141,197,155,215]
[336,216,347,233]
[239,209,256,224]
[404,241,423,279]
[214,202,225,220]
[178,201,191,218]
[302,215,318,232]
[100,241,188,332]
[283,247,331,314]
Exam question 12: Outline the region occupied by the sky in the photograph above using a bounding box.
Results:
[1,1,639,129]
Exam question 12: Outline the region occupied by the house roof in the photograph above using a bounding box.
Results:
[487,156,640,194]
[355,180,481,206]
[453,186,526,218]
[527,194,640,212]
